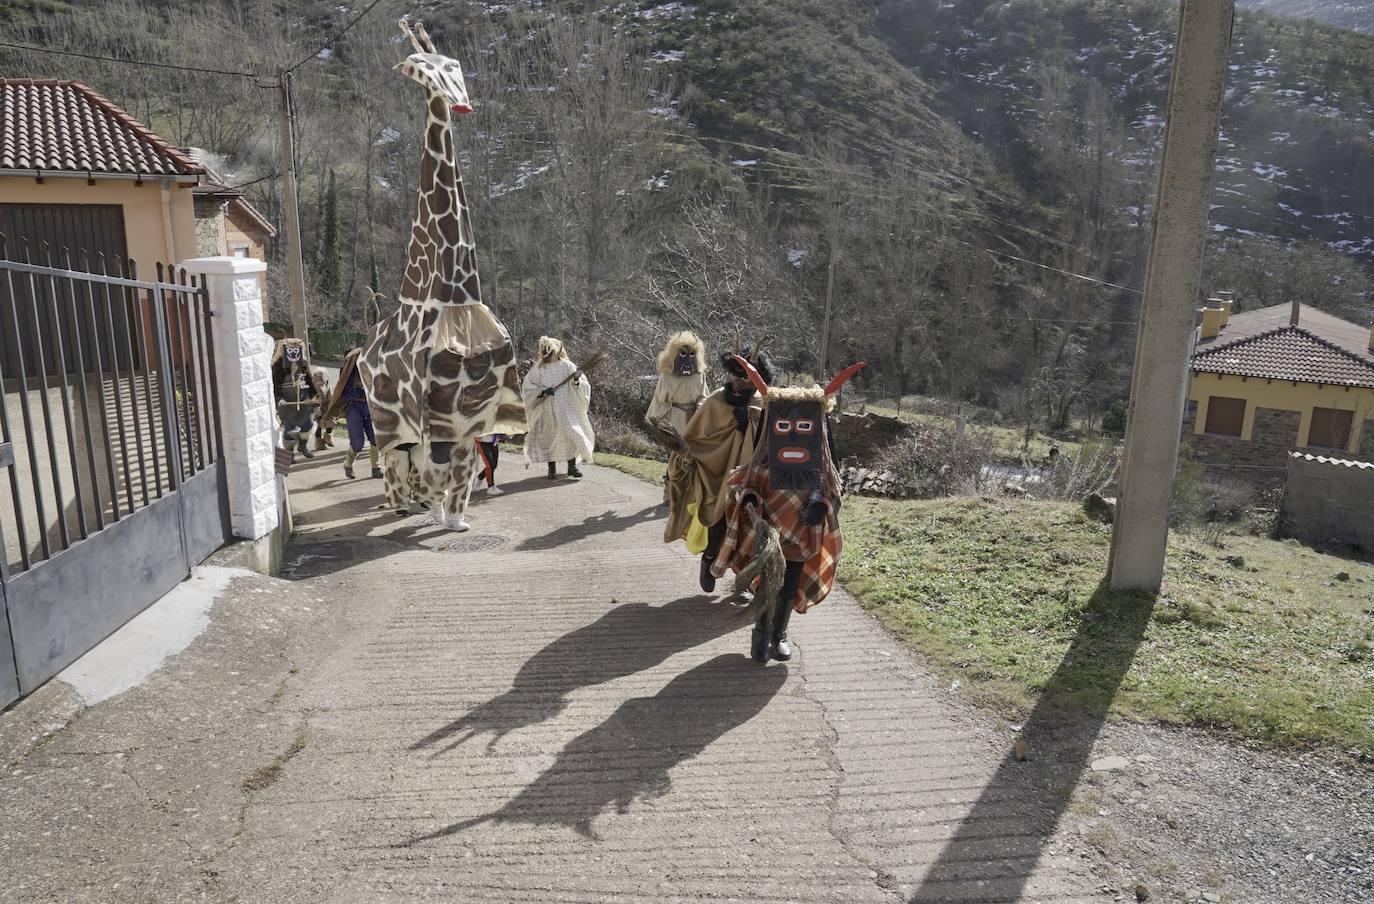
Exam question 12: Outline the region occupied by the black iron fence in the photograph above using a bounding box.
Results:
[0,239,223,575]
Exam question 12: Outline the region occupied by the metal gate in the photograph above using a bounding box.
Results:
[0,241,230,708]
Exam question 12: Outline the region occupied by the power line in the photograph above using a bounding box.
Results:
[285,0,389,74]
[0,39,260,78]
[965,241,1144,295]
[227,172,279,191]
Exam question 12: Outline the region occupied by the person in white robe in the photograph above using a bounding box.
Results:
[521,336,596,479]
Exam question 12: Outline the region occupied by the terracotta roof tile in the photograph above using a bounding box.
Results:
[1192,325,1374,388]
[0,79,203,177]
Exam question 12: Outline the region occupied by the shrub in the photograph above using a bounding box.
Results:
[873,421,996,498]
[1101,398,1128,435]
[1025,440,1120,501]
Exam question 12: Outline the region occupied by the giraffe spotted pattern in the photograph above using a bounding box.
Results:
[360,32,526,523]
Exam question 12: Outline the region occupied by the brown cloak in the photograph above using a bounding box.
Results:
[663,387,764,543]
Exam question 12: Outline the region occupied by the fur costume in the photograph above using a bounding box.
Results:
[271,338,322,461]
[664,344,774,549]
[357,21,527,528]
[521,337,596,468]
[711,359,865,663]
[646,331,709,522]
[312,369,336,450]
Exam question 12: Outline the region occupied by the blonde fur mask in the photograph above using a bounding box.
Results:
[537,336,569,365]
[656,331,707,377]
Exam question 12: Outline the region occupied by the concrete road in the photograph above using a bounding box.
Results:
[0,451,1111,902]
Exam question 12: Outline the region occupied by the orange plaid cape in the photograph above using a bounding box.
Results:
[711,458,843,613]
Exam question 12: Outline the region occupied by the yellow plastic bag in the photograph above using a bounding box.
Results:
[684,503,709,555]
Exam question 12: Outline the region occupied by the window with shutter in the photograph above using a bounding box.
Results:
[1308,408,1354,450]
[1203,397,1245,437]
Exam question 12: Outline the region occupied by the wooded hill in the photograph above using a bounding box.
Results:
[2,0,1372,433]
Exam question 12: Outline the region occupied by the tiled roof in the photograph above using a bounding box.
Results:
[0,79,203,178]
[1192,324,1374,388]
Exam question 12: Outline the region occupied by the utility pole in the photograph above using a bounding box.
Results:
[276,71,309,343]
[819,198,840,378]
[1108,0,1235,591]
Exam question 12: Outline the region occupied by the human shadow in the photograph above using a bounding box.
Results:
[909,582,1156,902]
[401,653,787,844]
[411,593,738,754]
[515,504,662,551]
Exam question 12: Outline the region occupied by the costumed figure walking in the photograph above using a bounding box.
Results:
[271,337,322,462]
[711,356,865,663]
[521,337,596,480]
[669,341,774,592]
[324,346,382,480]
[356,20,526,530]
[312,368,336,451]
[644,332,708,509]
[474,433,504,495]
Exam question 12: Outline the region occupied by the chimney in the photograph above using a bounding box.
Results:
[1290,299,1300,326]
[1215,291,1234,326]
[1200,300,1225,339]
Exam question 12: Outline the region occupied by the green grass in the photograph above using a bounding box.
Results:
[595,451,668,485]
[841,496,1374,755]
[593,450,1373,754]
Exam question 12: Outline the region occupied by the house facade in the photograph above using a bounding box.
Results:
[1183,296,1374,482]
[190,151,276,319]
[0,79,204,276]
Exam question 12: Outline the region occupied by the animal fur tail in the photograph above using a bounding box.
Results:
[645,416,693,468]
[732,509,785,618]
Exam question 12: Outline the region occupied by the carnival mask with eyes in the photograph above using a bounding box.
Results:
[284,344,303,365]
[673,348,699,377]
[767,398,827,490]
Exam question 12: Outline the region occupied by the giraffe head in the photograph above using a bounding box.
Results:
[396,19,473,116]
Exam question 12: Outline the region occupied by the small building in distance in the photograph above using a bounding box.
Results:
[1183,294,1374,484]
[188,149,276,320]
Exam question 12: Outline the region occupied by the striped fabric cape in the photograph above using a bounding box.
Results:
[711,449,843,613]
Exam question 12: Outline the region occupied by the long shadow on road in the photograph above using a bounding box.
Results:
[402,653,786,844]
[909,582,1156,903]
[515,503,664,551]
[412,593,743,754]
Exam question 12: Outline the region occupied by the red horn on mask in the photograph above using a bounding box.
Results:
[824,362,867,397]
[730,354,770,397]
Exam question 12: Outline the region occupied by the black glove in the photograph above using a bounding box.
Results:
[802,500,828,526]
[740,493,761,517]
[540,387,556,398]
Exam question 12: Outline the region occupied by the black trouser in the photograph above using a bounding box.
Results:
[477,440,500,486]
[757,560,803,635]
[704,518,728,562]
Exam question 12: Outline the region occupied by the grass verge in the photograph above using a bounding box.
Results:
[841,495,1373,755]
[593,451,1374,754]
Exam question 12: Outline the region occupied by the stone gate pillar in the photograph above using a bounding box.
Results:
[183,256,280,541]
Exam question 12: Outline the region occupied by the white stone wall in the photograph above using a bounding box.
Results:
[183,257,280,540]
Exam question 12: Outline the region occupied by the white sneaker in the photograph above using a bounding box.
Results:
[450,518,471,533]
[487,485,504,496]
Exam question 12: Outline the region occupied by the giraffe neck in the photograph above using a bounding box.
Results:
[399,88,481,307]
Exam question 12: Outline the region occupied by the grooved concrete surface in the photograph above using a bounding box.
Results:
[0,457,1112,903]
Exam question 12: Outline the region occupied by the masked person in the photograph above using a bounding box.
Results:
[645,332,708,508]
[521,337,595,480]
[324,347,382,480]
[312,369,336,451]
[673,342,774,592]
[712,358,865,663]
[271,337,322,462]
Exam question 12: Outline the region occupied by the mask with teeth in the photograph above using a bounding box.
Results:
[673,348,699,376]
[766,397,826,490]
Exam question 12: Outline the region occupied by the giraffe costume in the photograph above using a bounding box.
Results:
[359,20,526,529]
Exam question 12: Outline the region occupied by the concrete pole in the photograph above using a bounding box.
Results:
[1108,0,1234,591]
[276,72,309,343]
